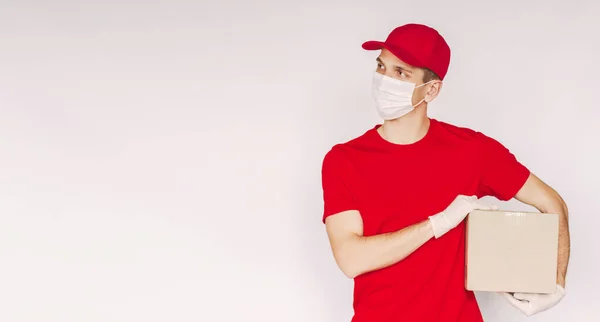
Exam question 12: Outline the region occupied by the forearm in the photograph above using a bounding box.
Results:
[335,219,434,278]
[514,173,571,288]
[553,201,570,287]
[539,196,570,287]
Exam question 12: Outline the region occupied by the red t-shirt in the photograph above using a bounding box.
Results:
[321,119,530,322]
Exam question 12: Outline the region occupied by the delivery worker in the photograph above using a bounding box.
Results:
[320,23,570,321]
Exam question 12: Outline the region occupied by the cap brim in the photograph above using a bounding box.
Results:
[362,40,386,51]
[361,41,424,69]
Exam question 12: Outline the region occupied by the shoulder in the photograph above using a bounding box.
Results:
[322,144,346,171]
[433,119,498,148]
[434,119,479,140]
[322,126,377,165]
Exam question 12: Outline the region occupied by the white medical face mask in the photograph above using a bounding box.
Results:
[372,72,435,120]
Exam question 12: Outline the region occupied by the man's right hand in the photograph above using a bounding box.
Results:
[428,195,497,238]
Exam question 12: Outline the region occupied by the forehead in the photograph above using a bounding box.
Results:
[377,49,415,70]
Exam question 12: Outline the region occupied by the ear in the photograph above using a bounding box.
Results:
[425,81,443,103]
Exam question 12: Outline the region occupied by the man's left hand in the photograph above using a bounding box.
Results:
[502,284,566,316]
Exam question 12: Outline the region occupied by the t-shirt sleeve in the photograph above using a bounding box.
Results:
[321,146,358,223]
[476,133,531,201]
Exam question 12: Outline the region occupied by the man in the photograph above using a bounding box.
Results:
[320,23,570,321]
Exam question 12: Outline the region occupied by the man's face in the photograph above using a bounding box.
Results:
[375,48,439,106]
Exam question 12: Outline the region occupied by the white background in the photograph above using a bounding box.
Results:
[0,1,598,321]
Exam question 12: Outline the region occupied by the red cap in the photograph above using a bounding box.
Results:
[362,23,451,80]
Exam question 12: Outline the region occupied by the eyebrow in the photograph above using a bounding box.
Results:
[376,57,413,74]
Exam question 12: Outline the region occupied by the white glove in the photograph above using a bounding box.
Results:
[428,195,496,238]
[503,284,566,316]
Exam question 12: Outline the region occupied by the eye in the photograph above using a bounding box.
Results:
[395,69,407,78]
[377,63,384,70]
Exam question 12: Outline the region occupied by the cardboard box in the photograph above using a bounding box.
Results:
[465,210,559,294]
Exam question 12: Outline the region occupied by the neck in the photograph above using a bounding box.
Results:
[378,108,431,145]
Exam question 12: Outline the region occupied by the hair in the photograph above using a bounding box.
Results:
[422,68,441,83]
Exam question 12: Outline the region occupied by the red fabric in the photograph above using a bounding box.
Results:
[321,119,530,322]
[362,23,452,80]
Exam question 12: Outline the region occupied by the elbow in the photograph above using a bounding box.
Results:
[341,265,360,279]
[539,189,568,218]
[542,195,570,230]
[333,249,361,279]
[341,266,360,279]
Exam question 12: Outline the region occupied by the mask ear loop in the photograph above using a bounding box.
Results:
[415,79,439,88]
[413,80,441,107]
[413,97,427,108]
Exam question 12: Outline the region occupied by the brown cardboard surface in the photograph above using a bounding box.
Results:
[465,210,559,294]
